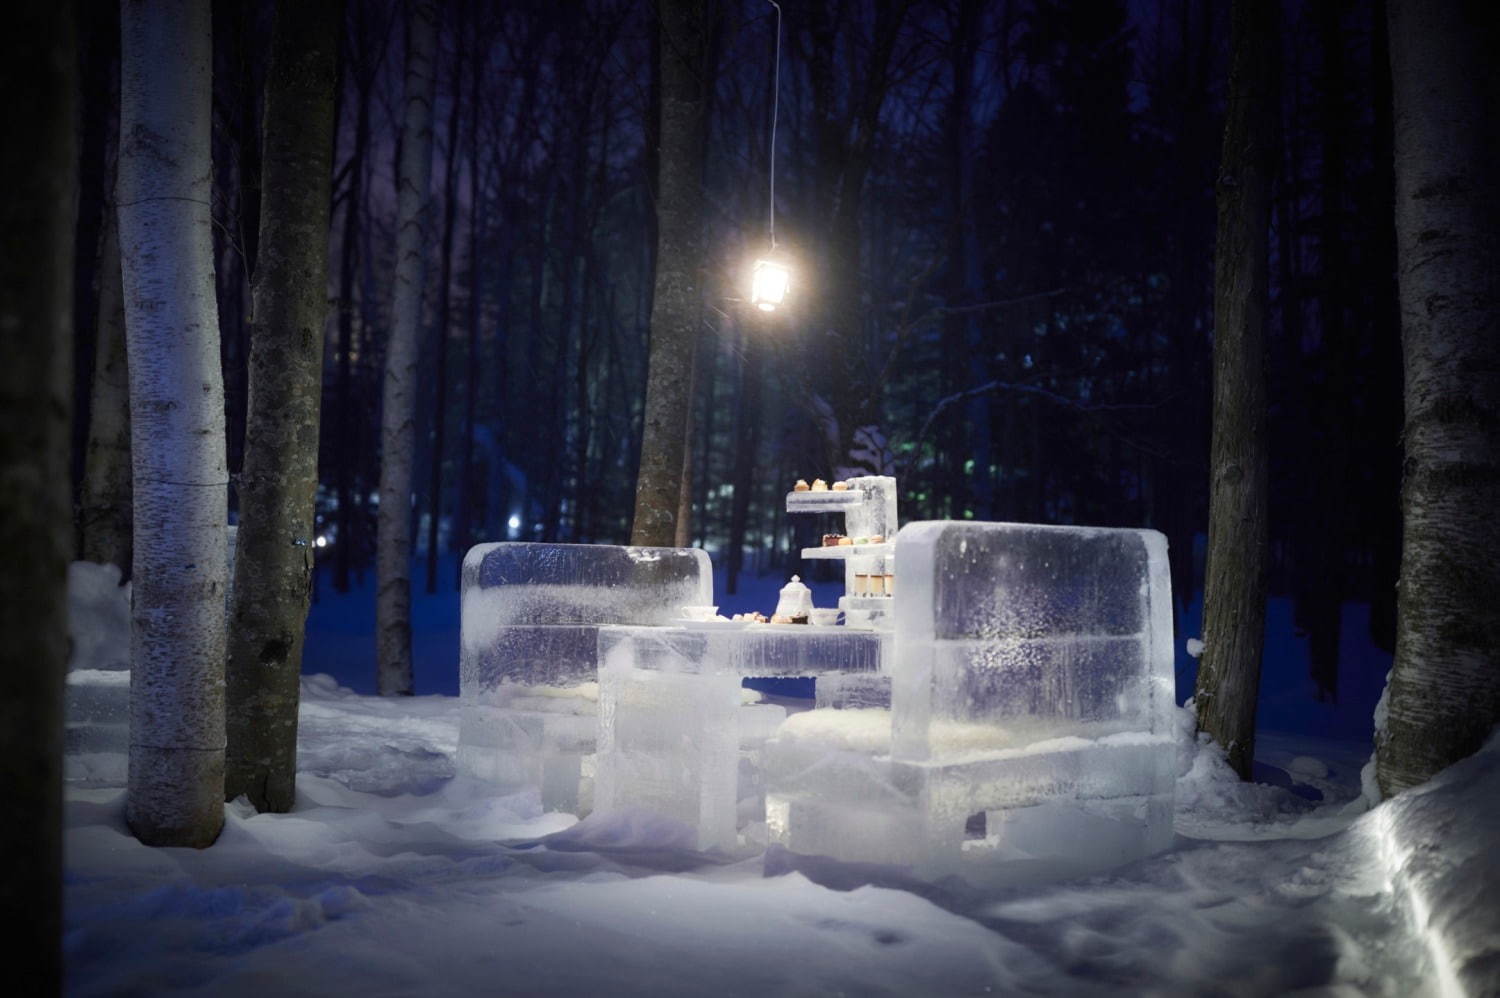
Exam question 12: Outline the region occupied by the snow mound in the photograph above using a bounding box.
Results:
[67,562,131,672]
[540,807,701,853]
[1352,727,1500,995]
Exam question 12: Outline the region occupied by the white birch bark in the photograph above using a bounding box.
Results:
[118,0,229,847]
[1375,0,1500,797]
[376,0,438,695]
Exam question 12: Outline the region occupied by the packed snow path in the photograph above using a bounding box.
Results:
[64,677,1498,996]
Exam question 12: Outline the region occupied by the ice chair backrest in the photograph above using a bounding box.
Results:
[892,521,1174,759]
[461,542,713,627]
[460,542,713,692]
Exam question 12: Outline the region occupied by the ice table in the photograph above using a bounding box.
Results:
[768,520,1177,883]
[595,624,890,850]
[458,542,712,812]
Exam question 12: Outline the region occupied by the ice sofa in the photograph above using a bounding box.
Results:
[457,542,712,812]
[765,521,1176,882]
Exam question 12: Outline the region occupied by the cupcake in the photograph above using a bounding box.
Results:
[793,479,810,492]
[811,478,828,491]
[822,533,843,547]
[868,534,884,544]
[831,481,849,491]
[837,536,854,546]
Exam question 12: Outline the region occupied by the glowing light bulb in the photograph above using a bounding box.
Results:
[750,258,790,311]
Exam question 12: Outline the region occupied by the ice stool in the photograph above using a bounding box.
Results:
[765,521,1176,884]
[456,542,712,813]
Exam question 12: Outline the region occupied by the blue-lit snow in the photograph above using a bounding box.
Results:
[63,561,1499,996]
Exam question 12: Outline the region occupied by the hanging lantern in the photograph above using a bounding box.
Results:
[750,257,790,312]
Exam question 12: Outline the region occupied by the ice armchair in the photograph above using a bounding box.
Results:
[767,520,1176,882]
[457,542,712,812]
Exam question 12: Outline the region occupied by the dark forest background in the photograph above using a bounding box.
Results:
[68,0,1400,702]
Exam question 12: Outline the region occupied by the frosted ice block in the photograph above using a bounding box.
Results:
[594,632,742,850]
[767,520,1175,882]
[456,542,713,812]
[461,542,712,630]
[887,520,1176,880]
[892,521,1175,760]
[595,624,889,850]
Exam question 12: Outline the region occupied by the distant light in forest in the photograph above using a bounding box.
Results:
[750,259,790,312]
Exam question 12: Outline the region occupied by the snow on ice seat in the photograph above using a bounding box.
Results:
[766,521,1176,884]
[457,542,711,813]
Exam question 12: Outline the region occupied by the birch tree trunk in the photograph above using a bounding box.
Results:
[118,0,228,848]
[1194,0,1273,781]
[80,204,133,573]
[224,0,340,813]
[630,0,708,548]
[0,1,74,987]
[377,0,438,695]
[1375,0,1500,797]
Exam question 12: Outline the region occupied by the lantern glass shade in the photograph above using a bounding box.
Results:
[751,258,790,311]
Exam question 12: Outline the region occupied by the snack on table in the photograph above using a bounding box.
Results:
[822,533,844,547]
[854,573,871,596]
[852,536,870,546]
[811,478,828,492]
[884,573,895,596]
[831,481,849,491]
[837,536,854,546]
[770,614,792,624]
[793,479,810,492]
[868,534,885,544]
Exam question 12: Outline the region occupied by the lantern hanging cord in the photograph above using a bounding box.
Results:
[767,0,781,250]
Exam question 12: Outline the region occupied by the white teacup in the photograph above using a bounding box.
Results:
[809,608,841,627]
[681,605,719,622]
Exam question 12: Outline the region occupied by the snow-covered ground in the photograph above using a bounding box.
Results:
[63,560,1498,995]
[65,671,1500,996]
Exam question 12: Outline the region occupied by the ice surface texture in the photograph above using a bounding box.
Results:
[892,521,1175,757]
[768,520,1176,882]
[457,543,712,812]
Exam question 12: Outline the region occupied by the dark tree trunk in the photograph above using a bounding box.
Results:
[1365,0,1402,656]
[630,0,710,547]
[0,2,74,988]
[333,4,374,595]
[225,0,341,813]
[426,23,464,594]
[80,202,133,573]
[1194,0,1274,780]
[455,11,482,578]
[674,336,700,548]
[726,327,762,595]
[1376,0,1500,800]
[1301,1,1351,702]
[376,0,438,695]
